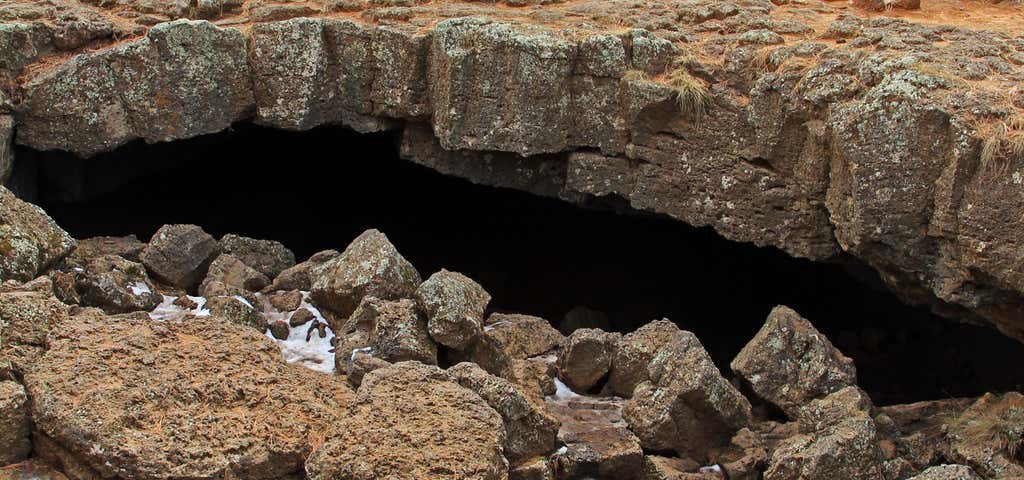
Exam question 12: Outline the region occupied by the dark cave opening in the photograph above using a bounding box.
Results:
[13,122,1024,406]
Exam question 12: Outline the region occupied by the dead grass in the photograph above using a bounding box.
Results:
[976,113,1024,174]
[666,59,710,119]
[948,393,1024,459]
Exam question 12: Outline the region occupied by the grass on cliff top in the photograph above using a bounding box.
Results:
[978,114,1024,174]
[947,394,1024,460]
[666,60,710,119]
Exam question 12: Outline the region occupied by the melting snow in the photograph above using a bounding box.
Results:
[263,292,336,374]
[128,281,151,296]
[148,295,209,321]
[549,377,583,401]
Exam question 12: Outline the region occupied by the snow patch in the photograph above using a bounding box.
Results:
[549,377,583,401]
[128,281,151,296]
[263,291,336,374]
[148,295,209,321]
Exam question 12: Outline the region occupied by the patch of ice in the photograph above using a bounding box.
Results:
[147,295,209,321]
[483,320,510,332]
[555,446,568,455]
[233,295,253,309]
[699,465,724,475]
[190,296,210,317]
[549,377,583,401]
[72,267,85,272]
[128,281,151,296]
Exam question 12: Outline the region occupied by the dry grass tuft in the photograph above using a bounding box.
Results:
[977,113,1024,174]
[948,394,1024,459]
[666,59,710,119]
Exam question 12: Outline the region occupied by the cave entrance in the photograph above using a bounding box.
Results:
[13,123,1024,405]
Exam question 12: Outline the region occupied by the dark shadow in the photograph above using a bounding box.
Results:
[17,122,1024,405]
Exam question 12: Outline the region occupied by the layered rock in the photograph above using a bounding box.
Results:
[305,362,508,480]
[24,313,353,479]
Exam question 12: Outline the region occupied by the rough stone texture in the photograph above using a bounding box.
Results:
[218,234,295,279]
[907,465,982,480]
[608,319,688,397]
[345,351,390,389]
[310,229,421,317]
[23,313,354,480]
[305,361,508,480]
[765,387,884,480]
[62,254,162,314]
[415,268,491,349]
[557,328,621,393]
[0,380,31,465]
[0,116,12,186]
[945,392,1024,478]
[623,330,752,460]
[60,236,146,266]
[205,294,264,331]
[199,254,271,295]
[506,357,556,402]
[448,362,559,464]
[0,287,67,374]
[0,459,70,480]
[7,0,1024,342]
[141,224,219,291]
[366,297,436,364]
[548,391,643,480]
[731,305,858,418]
[0,185,75,282]
[269,249,339,291]
[463,313,564,377]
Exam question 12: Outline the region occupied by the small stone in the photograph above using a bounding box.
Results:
[205,295,264,331]
[310,229,421,317]
[346,351,391,389]
[510,457,553,480]
[219,234,295,279]
[270,289,303,311]
[289,307,315,327]
[731,305,857,418]
[71,254,162,314]
[173,295,198,309]
[200,254,270,296]
[141,224,219,290]
[415,268,491,349]
[269,320,290,340]
[558,328,621,393]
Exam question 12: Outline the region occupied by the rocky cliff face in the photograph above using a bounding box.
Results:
[2,0,1024,340]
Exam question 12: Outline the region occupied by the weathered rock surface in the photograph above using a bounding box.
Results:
[58,254,162,314]
[945,392,1024,478]
[218,234,295,279]
[548,388,643,480]
[205,294,264,330]
[415,268,491,349]
[907,465,982,480]
[24,313,353,480]
[141,224,219,290]
[731,305,858,418]
[306,361,508,480]
[0,116,13,186]
[623,330,752,460]
[0,459,70,480]
[462,313,564,376]
[449,362,559,464]
[270,249,339,291]
[0,380,31,465]
[365,297,437,364]
[557,328,621,393]
[199,253,271,296]
[311,229,421,317]
[0,186,75,282]
[608,319,687,397]
[0,286,67,374]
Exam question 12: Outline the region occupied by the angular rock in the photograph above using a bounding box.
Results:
[205,295,263,331]
[305,362,508,480]
[269,249,339,291]
[463,313,564,376]
[642,455,703,480]
[270,289,303,311]
[624,330,752,459]
[506,357,557,402]
[731,305,857,418]
[345,351,390,389]
[548,393,643,480]
[24,314,353,479]
[765,387,884,480]
[510,458,553,480]
[0,287,68,374]
[0,380,31,465]
[558,328,621,393]
[289,307,315,327]
[945,392,1024,478]
[0,185,75,282]
[219,234,295,279]
[199,254,270,295]
[365,297,436,364]
[449,362,560,464]
[907,465,982,480]
[61,235,146,267]
[141,224,219,290]
[0,116,12,186]
[415,268,491,349]
[269,320,290,340]
[310,229,421,317]
[63,254,162,314]
[608,319,688,397]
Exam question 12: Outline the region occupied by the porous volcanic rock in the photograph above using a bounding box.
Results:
[59,235,146,267]
[448,362,560,464]
[415,268,491,349]
[270,249,339,291]
[462,313,564,376]
[608,319,688,397]
[0,186,75,282]
[367,297,437,364]
[0,459,70,480]
[310,229,421,317]
[0,286,68,374]
[731,305,858,418]
[0,380,31,465]
[557,328,621,393]
[205,294,264,331]
[141,224,219,290]
[219,233,295,279]
[623,329,752,460]
[305,361,508,480]
[59,254,162,314]
[199,253,271,295]
[548,390,644,479]
[24,314,354,480]
[907,465,982,480]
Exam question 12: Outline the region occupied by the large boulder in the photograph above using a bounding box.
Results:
[448,362,559,464]
[367,297,437,365]
[141,224,219,290]
[623,330,752,460]
[608,319,688,397]
[415,269,491,349]
[462,313,564,376]
[0,380,31,465]
[0,185,75,282]
[198,253,270,296]
[306,362,508,480]
[269,249,339,291]
[24,314,353,480]
[558,328,621,393]
[945,392,1024,478]
[731,305,857,418]
[60,235,146,266]
[310,229,421,317]
[218,234,295,279]
[765,387,884,480]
